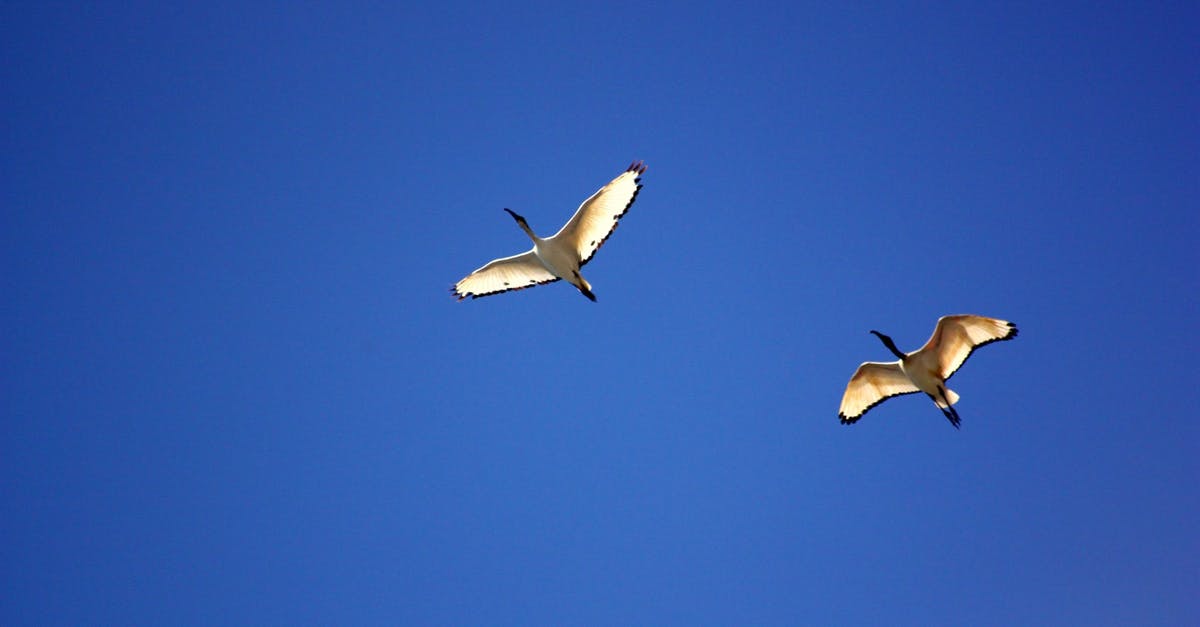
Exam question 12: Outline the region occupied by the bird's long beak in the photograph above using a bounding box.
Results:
[503,208,525,223]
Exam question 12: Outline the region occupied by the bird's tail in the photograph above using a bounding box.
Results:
[934,388,960,408]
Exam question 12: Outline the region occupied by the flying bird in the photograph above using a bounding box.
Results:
[838,315,1018,428]
[452,161,647,302]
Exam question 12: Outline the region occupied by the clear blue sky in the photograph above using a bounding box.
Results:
[3,2,1197,625]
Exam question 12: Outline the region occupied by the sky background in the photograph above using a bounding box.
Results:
[2,2,1198,625]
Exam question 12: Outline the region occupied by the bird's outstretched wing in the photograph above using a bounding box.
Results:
[921,315,1018,379]
[839,361,921,424]
[550,160,646,266]
[452,251,559,300]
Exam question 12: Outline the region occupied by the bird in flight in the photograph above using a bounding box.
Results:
[452,161,647,302]
[838,315,1018,428]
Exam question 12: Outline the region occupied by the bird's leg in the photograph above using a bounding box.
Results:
[572,270,597,302]
[936,386,961,429]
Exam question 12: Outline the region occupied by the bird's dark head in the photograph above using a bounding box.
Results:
[503,208,527,224]
[869,330,888,342]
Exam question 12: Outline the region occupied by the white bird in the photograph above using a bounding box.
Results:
[452,161,647,302]
[838,315,1018,428]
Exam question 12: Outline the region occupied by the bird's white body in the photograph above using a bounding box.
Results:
[839,315,1017,428]
[531,235,592,296]
[452,161,646,301]
[897,354,960,409]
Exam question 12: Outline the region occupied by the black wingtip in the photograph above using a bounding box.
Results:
[581,288,597,302]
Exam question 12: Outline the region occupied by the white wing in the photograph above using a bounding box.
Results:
[919,315,1018,379]
[839,361,921,424]
[549,161,646,266]
[452,250,559,300]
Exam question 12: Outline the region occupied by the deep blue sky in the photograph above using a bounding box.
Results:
[3,2,1197,625]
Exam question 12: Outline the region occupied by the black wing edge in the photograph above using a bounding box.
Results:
[579,160,647,267]
[839,389,923,425]
[944,320,1019,381]
[449,277,561,301]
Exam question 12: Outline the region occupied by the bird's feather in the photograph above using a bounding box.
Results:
[550,161,646,266]
[920,315,1018,380]
[838,361,922,424]
[451,250,559,300]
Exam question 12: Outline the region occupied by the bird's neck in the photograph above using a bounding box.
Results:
[516,220,538,242]
[878,335,907,360]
